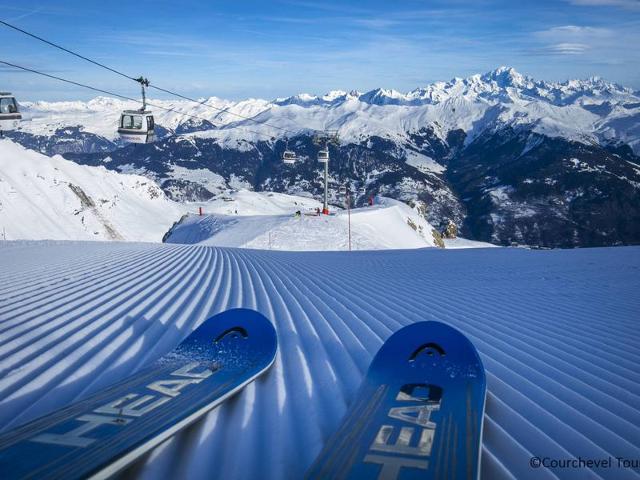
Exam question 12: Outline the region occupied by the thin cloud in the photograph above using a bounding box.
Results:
[0,3,97,18]
[533,25,612,55]
[7,6,43,22]
[95,32,211,50]
[278,0,370,15]
[0,64,73,74]
[351,18,400,29]
[568,0,640,8]
[526,21,639,66]
[536,25,612,39]
[252,15,320,25]
[547,43,591,55]
[0,66,35,73]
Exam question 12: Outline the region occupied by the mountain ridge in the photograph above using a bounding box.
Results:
[7,66,640,248]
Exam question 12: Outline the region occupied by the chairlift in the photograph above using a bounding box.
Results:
[118,77,155,144]
[317,148,329,163]
[339,186,347,195]
[0,92,21,134]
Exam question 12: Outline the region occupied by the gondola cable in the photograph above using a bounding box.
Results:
[0,59,277,141]
[0,19,134,83]
[0,19,300,137]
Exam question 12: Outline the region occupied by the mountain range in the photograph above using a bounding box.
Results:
[7,66,640,248]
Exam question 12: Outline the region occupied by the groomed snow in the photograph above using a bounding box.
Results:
[0,243,638,479]
[443,237,498,249]
[166,197,440,250]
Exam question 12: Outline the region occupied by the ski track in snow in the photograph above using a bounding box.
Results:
[0,243,639,479]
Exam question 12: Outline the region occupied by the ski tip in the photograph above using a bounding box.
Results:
[207,307,277,338]
[182,308,278,370]
[370,320,485,384]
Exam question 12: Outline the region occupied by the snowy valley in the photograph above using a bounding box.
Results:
[7,67,640,248]
[1,139,465,250]
[0,139,183,242]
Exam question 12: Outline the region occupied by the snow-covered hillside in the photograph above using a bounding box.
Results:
[0,140,457,248]
[17,67,640,153]
[0,242,638,479]
[0,139,182,242]
[166,197,442,250]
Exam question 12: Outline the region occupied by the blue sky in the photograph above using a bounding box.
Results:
[1,0,639,101]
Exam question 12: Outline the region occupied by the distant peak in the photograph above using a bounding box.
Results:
[483,66,527,87]
[494,66,517,75]
[359,87,406,105]
[322,90,350,102]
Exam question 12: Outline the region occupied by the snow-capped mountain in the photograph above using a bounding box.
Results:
[15,66,640,150]
[7,67,640,248]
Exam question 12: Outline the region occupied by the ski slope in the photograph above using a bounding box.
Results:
[443,237,499,249]
[166,197,440,250]
[0,139,182,242]
[0,139,452,249]
[0,242,638,479]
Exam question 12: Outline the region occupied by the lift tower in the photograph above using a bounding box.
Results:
[314,130,339,215]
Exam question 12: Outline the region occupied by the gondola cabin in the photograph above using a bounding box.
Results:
[283,150,296,164]
[118,110,155,144]
[0,93,21,133]
[317,149,329,163]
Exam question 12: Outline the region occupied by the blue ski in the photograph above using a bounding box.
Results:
[306,321,486,480]
[0,308,277,480]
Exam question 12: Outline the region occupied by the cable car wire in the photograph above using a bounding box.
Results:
[0,60,141,103]
[0,59,275,139]
[0,19,300,137]
[146,84,292,134]
[0,20,134,82]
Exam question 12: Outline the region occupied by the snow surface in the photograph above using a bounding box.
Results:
[0,243,638,479]
[443,237,498,249]
[166,197,440,250]
[0,139,182,242]
[189,190,322,217]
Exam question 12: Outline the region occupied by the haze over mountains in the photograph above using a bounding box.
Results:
[7,67,640,248]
